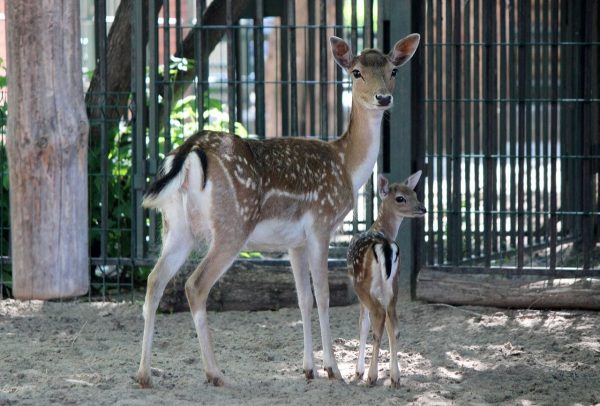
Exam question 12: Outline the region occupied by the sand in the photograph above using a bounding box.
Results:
[1,298,599,405]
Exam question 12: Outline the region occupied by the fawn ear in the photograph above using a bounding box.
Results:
[378,174,390,199]
[403,170,422,190]
[388,33,420,67]
[330,36,354,70]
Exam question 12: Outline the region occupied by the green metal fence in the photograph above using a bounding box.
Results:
[415,0,600,277]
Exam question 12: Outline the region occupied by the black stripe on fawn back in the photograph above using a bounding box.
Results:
[383,243,393,279]
[371,242,393,279]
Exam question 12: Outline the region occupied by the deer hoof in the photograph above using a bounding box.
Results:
[390,377,401,389]
[137,374,152,389]
[206,373,225,387]
[325,366,343,380]
[355,371,364,380]
[366,376,377,387]
[304,369,315,380]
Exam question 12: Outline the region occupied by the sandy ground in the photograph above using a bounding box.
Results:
[1,298,599,406]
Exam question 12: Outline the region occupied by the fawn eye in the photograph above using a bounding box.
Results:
[391,69,398,78]
[395,196,406,203]
[352,69,362,79]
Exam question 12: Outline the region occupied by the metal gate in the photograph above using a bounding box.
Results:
[414,0,600,280]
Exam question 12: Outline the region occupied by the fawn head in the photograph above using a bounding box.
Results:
[378,171,427,218]
[330,34,420,110]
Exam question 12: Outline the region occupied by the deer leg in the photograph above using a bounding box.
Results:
[307,235,342,380]
[366,306,385,386]
[185,238,244,387]
[289,246,317,379]
[356,304,370,379]
[138,227,194,388]
[386,305,401,388]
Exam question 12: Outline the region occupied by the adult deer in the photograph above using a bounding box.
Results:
[137,34,420,388]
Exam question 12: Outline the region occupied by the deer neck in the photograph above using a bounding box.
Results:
[371,211,404,241]
[334,103,384,195]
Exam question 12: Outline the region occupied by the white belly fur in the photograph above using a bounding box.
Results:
[245,216,309,251]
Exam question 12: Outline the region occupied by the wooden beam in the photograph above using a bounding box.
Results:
[417,268,600,310]
[160,259,357,313]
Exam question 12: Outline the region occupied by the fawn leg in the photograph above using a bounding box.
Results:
[386,305,401,388]
[366,306,385,386]
[356,304,370,379]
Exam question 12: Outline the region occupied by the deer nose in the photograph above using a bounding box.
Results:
[375,94,392,106]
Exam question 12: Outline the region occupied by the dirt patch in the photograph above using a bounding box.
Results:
[1,299,599,405]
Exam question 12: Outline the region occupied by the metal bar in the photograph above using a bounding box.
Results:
[435,0,443,265]
[426,0,435,265]
[483,0,497,268]
[94,0,108,263]
[364,0,373,48]
[148,0,160,252]
[524,0,533,268]
[582,1,593,270]
[195,0,206,131]
[163,0,172,152]
[499,0,507,262]
[336,0,344,138]
[281,2,289,137]
[412,0,427,297]
[253,0,265,138]
[463,0,472,262]
[517,0,527,269]
[133,0,148,260]
[509,0,517,253]
[473,0,481,259]
[235,26,244,131]
[307,0,316,137]
[534,0,542,244]
[351,0,358,54]
[444,0,452,266]
[226,0,236,134]
[289,0,298,137]
[450,0,461,266]
[549,0,558,271]
[319,0,328,140]
[175,0,182,54]
[542,0,550,253]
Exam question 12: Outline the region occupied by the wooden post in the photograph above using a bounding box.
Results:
[6,1,90,299]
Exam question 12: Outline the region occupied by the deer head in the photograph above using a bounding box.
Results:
[330,34,420,110]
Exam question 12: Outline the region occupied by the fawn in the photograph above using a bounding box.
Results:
[137,34,420,388]
[347,172,426,387]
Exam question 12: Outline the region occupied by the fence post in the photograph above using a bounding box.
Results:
[384,0,419,299]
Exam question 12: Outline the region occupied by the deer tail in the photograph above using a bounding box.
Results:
[142,147,208,209]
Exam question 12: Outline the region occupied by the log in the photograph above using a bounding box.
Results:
[417,268,600,310]
[159,259,357,313]
[6,1,89,299]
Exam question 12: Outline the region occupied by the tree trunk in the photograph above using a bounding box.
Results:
[6,1,90,299]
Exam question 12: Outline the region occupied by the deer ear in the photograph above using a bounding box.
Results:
[388,33,420,67]
[330,36,354,70]
[403,170,422,190]
[378,174,390,198]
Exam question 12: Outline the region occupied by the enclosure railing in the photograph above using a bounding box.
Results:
[416,0,600,277]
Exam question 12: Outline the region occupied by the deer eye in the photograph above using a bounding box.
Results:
[391,68,398,78]
[395,196,406,203]
[352,69,362,79]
